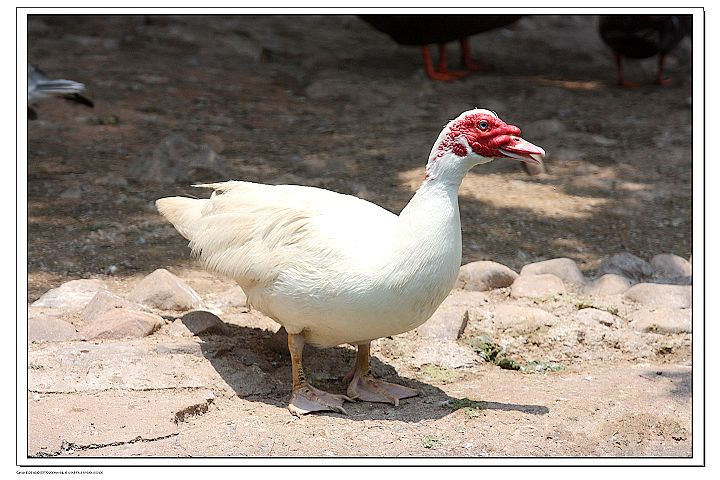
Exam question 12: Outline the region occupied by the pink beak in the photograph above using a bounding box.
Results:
[498,136,546,165]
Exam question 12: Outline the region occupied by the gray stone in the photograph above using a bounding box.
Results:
[127,268,204,311]
[80,308,165,340]
[169,311,227,337]
[650,254,692,277]
[81,290,145,323]
[409,340,477,369]
[583,274,632,296]
[492,304,557,332]
[520,258,586,286]
[624,283,692,309]
[573,308,615,327]
[629,308,692,334]
[510,274,566,298]
[28,316,78,343]
[441,290,490,308]
[455,261,518,291]
[204,286,248,311]
[596,252,653,282]
[416,306,469,340]
[128,133,227,184]
[31,279,108,311]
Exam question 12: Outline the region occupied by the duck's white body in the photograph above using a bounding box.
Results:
[157,109,545,350]
[157,177,462,347]
[157,109,545,415]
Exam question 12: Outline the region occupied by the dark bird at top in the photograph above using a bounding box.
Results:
[598,15,692,87]
[358,15,522,81]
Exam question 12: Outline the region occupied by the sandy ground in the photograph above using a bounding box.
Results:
[26,14,694,460]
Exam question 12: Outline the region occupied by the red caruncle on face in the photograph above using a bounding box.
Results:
[446,112,522,158]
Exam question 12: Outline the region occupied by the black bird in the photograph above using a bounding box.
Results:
[359,15,522,81]
[598,15,692,87]
[27,63,94,119]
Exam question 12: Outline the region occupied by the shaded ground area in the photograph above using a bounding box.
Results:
[26,14,693,459]
[27,14,692,300]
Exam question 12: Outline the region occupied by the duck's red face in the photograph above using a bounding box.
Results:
[445,111,545,164]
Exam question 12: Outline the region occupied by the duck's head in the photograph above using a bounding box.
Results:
[425,109,545,182]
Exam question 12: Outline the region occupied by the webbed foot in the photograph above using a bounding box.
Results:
[288,383,354,416]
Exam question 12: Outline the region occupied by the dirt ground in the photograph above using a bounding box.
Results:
[25,14,694,460]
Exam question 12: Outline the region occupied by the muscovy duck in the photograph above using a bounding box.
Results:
[598,15,692,87]
[27,63,94,119]
[156,109,545,416]
[359,15,522,81]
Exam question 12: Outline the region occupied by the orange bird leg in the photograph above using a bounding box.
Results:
[655,54,673,86]
[460,37,491,72]
[614,53,638,88]
[421,45,466,82]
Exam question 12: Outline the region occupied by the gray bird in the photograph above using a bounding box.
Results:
[27,63,94,119]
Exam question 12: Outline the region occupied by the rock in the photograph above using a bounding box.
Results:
[31,279,108,311]
[416,306,469,340]
[629,308,692,334]
[573,308,615,327]
[204,286,248,310]
[128,133,227,184]
[583,274,632,296]
[624,283,692,309]
[520,258,586,286]
[169,311,227,337]
[492,304,557,332]
[650,254,692,277]
[596,252,653,282]
[510,274,566,298]
[28,316,78,343]
[409,340,477,369]
[81,290,145,323]
[80,308,165,339]
[127,268,204,311]
[455,261,518,291]
[442,290,490,308]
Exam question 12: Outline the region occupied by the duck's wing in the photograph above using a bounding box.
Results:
[156,181,398,288]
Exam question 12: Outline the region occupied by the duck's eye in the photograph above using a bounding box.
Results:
[477,120,489,130]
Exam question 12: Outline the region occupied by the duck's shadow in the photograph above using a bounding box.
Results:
[194,322,549,421]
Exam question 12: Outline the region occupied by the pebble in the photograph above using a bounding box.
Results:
[81,290,146,324]
[80,308,165,340]
[31,279,108,311]
[624,283,692,309]
[583,274,632,296]
[520,258,586,287]
[409,340,477,369]
[510,274,566,298]
[650,254,692,279]
[573,308,615,327]
[492,304,558,333]
[28,316,78,343]
[596,252,653,282]
[128,133,227,184]
[169,311,228,337]
[441,290,490,308]
[127,268,204,311]
[629,308,691,334]
[416,306,469,340]
[455,261,518,291]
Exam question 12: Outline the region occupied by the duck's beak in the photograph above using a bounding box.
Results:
[499,136,546,165]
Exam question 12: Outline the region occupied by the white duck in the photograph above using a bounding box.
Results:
[156,109,545,416]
